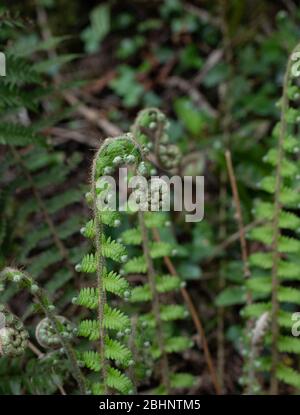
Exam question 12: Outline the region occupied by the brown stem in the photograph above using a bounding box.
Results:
[28,341,44,358]
[225,150,255,393]
[206,219,264,262]
[225,151,252,289]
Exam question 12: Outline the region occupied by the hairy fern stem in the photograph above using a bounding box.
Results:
[91,148,108,394]
[270,46,294,395]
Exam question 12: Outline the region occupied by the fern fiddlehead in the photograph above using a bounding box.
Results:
[75,133,143,394]
[118,109,196,393]
[0,309,28,357]
[35,316,74,349]
[132,107,181,171]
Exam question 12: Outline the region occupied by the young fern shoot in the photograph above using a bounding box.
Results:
[119,109,196,393]
[0,267,86,394]
[243,42,300,393]
[75,134,143,394]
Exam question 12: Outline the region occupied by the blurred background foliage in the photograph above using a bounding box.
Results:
[1,0,300,394]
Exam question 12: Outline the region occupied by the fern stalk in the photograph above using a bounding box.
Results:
[269,47,294,395]
[91,148,107,393]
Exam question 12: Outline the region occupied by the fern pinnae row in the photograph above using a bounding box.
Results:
[77,133,143,394]
[244,42,300,394]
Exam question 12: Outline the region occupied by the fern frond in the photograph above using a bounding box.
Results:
[106,366,133,394]
[78,307,130,339]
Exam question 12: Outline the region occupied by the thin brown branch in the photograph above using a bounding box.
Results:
[225,150,251,284]
[28,341,44,359]
[206,219,264,261]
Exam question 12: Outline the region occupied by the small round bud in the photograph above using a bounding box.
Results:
[120,255,128,263]
[138,162,148,176]
[30,284,39,294]
[85,192,93,203]
[13,274,22,283]
[104,166,113,175]
[125,154,135,164]
[75,264,82,272]
[80,227,86,235]
[276,10,287,20]
[113,156,122,166]
[142,146,150,154]
[238,376,246,386]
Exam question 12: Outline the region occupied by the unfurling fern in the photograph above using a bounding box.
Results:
[74,133,143,395]
[242,43,300,393]
[0,267,86,394]
[74,109,195,394]
[0,309,28,357]
[132,108,181,170]
[119,109,196,394]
